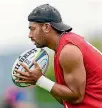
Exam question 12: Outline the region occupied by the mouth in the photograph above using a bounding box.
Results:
[31,38,34,41]
[31,39,38,45]
[30,39,40,46]
[31,38,35,42]
[30,39,35,44]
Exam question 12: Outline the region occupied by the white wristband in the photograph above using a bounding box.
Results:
[36,75,55,92]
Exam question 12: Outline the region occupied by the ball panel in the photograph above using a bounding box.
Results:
[11,48,49,87]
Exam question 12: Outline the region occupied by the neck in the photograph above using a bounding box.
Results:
[47,33,62,51]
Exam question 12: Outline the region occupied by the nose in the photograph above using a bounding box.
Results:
[28,31,33,38]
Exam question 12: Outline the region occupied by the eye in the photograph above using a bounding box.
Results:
[29,26,35,31]
[30,28,35,32]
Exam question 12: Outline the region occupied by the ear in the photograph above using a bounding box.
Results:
[42,23,52,33]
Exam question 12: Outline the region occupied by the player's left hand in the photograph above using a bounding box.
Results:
[14,61,43,85]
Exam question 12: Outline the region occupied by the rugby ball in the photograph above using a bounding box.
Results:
[12,48,49,87]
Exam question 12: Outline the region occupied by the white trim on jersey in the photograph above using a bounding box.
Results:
[86,41,102,55]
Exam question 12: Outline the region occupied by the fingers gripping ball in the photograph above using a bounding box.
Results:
[12,48,49,87]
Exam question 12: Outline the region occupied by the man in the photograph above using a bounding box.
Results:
[14,4,102,108]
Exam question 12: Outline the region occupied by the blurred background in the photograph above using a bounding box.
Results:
[0,0,102,108]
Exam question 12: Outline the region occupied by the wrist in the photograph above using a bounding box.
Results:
[36,75,55,92]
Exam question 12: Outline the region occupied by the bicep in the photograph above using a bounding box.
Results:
[60,44,86,99]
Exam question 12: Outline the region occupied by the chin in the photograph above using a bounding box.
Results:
[36,45,46,48]
[34,42,46,48]
[36,46,43,48]
[35,44,42,48]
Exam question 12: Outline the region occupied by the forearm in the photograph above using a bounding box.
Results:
[36,76,80,104]
[50,83,79,103]
[51,93,63,104]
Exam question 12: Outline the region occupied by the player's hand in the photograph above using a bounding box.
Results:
[14,61,43,85]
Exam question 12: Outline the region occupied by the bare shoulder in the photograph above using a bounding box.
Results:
[59,44,86,103]
[59,44,83,71]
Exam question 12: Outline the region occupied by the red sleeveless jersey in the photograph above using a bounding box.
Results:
[54,32,102,108]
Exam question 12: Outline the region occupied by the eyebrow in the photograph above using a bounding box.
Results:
[29,26,35,29]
